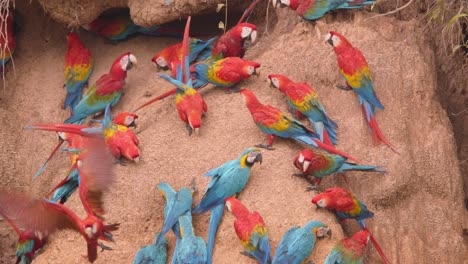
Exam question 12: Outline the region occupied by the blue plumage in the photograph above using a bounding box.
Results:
[133,233,168,264]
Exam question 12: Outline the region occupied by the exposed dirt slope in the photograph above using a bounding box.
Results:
[0,1,466,264]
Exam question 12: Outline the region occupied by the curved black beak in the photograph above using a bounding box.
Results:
[255,153,263,164]
[327,38,333,46]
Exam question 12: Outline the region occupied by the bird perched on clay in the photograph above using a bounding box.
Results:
[239,88,359,162]
[64,52,137,124]
[293,149,384,188]
[268,74,338,146]
[272,220,331,264]
[325,31,398,153]
[225,197,271,264]
[312,187,391,264]
[63,32,93,111]
[192,147,263,263]
[325,230,371,264]
[272,0,376,21]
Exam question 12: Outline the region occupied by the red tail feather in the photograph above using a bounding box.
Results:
[182,16,191,83]
[314,139,361,163]
[365,227,392,264]
[27,124,101,138]
[133,88,177,112]
[322,129,333,147]
[0,209,21,236]
[361,105,399,154]
[238,0,263,24]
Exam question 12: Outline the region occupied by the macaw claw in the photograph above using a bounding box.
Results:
[115,157,127,166]
[190,178,198,195]
[305,185,320,192]
[225,86,241,94]
[255,144,274,150]
[98,242,113,252]
[336,84,352,91]
[240,251,255,259]
[292,173,306,178]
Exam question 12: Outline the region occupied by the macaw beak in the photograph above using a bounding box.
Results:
[302,160,310,172]
[254,68,260,78]
[155,63,169,72]
[128,120,137,128]
[193,127,200,136]
[85,227,93,238]
[133,157,140,163]
[327,228,332,238]
[327,38,333,46]
[255,153,263,164]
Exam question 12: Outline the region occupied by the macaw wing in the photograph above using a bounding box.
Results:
[286,229,314,263]
[95,74,125,96]
[273,227,298,262]
[204,160,237,177]
[0,189,80,237]
[77,138,115,217]
[324,248,343,264]
[335,195,357,212]
[156,182,177,206]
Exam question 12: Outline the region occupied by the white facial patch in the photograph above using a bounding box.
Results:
[58,132,66,140]
[241,27,253,39]
[316,227,330,237]
[156,57,167,67]
[247,66,255,75]
[280,0,290,6]
[225,201,232,211]
[271,78,279,88]
[325,33,332,42]
[125,116,134,126]
[298,154,304,163]
[317,199,326,208]
[120,55,129,71]
[332,35,340,46]
[121,54,138,71]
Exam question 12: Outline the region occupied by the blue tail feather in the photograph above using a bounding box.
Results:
[293,135,319,148]
[207,204,224,264]
[339,163,385,173]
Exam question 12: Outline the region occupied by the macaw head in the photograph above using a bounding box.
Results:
[295,149,315,172]
[112,52,138,74]
[238,147,263,168]
[83,215,104,240]
[311,192,332,209]
[233,23,258,44]
[113,112,139,128]
[351,230,371,245]
[66,32,82,47]
[225,197,249,218]
[308,221,332,239]
[267,74,292,90]
[325,31,352,53]
[272,0,299,10]
[240,88,261,109]
[242,60,261,77]
[151,47,172,71]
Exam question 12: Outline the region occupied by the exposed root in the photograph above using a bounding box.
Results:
[364,0,415,21]
[0,0,15,91]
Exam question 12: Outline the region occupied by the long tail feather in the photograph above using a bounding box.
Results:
[47,167,77,198]
[339,163,385,173]
[313,139,361,163]
[64,85,83,111]
[133,88,177,112]
[25,124,101,139]
[170,238,180,264]
[33,139,64,180]
[361,101,399,154]
[207,204,224,264]
[365,227,392,264]
[238,0,263,23]
[181,16,191,84]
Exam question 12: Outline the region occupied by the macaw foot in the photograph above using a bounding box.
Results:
[186,125,193,136]
[336,84,352,91]
[255,144,274,150]
[115,157,127,166]
[190,178,198,195]
[292,173,306,178]
[225,86,241,94]
[240,251,255,259]
[305,185,321,192]
[98,242,113,252]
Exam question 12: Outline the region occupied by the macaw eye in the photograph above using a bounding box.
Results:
[157,57,167,67]
[241,27,253,38]
[247,66,255,75]
[332,36,340,46]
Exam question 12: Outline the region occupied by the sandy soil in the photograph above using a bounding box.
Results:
[0,1,467,264]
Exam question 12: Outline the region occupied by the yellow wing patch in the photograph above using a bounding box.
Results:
[341,66,371,89]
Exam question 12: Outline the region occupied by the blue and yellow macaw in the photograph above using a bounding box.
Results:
[272,221,331,264]
[156,182,193,264]
[133,232,168,264]
[192,147,263,263]
[176,215,207,264]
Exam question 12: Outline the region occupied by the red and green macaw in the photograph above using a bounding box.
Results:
[293,149,384,187]
[268,74,338,146]
[151,37,216,72]
[65,52,137,124]
[0,8,17,69]
[312,187,391,264]
[83,12,182,41]
[326,31,398,153]
[63,32,93,111]
[240,88,359,162]
[211,23,257,60]
[190,57,261,89]
[325,230,370,264]
[103,111,140,163]
[225,197,271,264]
[0,211,47,264]
[273,0,375,21]
[0,138,119,263]
[157,17,208,135]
